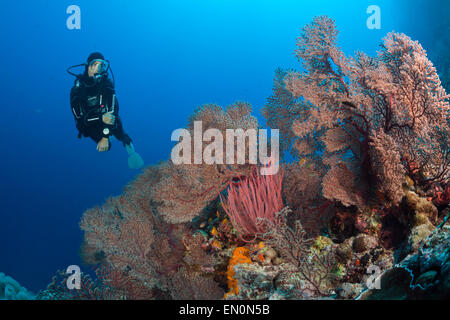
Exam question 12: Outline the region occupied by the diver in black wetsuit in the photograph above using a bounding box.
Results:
[68,52,144,169]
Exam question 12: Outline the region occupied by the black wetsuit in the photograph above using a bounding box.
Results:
[69,73,132,149]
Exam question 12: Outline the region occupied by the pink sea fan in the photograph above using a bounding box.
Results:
[152,102,258,224]
[266,15,449,210]
[368,128,406,205]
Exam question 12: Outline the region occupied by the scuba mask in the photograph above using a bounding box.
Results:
[66,58,115,86]
[89,59,109,76]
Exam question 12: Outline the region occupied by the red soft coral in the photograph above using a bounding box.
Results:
[219,164,284,242]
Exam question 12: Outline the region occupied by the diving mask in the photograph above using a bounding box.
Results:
[89,59,109,74]
[67,58,115,87]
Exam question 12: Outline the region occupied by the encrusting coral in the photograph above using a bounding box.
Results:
[224,247,253,298]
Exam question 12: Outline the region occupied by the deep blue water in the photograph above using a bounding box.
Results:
[0,0,445,293]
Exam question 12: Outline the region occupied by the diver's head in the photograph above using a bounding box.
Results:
[85,52,108,78]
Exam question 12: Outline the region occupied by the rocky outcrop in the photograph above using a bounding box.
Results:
[357,224,450,299]
[0,272,34,300]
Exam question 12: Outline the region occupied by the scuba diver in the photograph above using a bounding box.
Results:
[68,52,144,169]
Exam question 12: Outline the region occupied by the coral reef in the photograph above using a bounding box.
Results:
[37,16,448,301]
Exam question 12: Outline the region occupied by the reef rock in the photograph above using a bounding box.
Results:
[337,282,364,299]
[358,224,450,299]
[226,262,321,300]
[227,263,282,300]
[0,272,34,300]
[352,234,378,253]
[408,223,435,252]
[403,191,438,225]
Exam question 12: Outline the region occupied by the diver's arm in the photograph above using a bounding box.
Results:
[100,78,119,137]
[104,78,119,117]
[70,82,84,121]
[69,81,90,131]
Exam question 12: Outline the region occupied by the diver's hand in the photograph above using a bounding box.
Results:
[102,111,115,125]
[97,137,109,152]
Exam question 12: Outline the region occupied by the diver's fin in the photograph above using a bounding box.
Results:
[128,152,144,169]
[125,143,144,169]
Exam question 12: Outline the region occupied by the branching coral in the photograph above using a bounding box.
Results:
[79,165,187,295]
[262,207,337,296]
[368,129,406,205]
[37,266,154,300]
[169,266,224,300]
[266,16,449,211]
[263,68,308,160]
[79,161,229,300]
[80,199,163,291]
[152,102,258,224]
[281,162,336,236]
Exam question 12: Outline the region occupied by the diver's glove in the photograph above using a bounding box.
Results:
[125,143,144,169]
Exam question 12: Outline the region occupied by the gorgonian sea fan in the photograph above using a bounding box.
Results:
[267,16,449,208]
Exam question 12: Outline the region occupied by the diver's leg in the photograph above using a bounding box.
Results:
[112,117,143,169]
[111,117,132,147]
